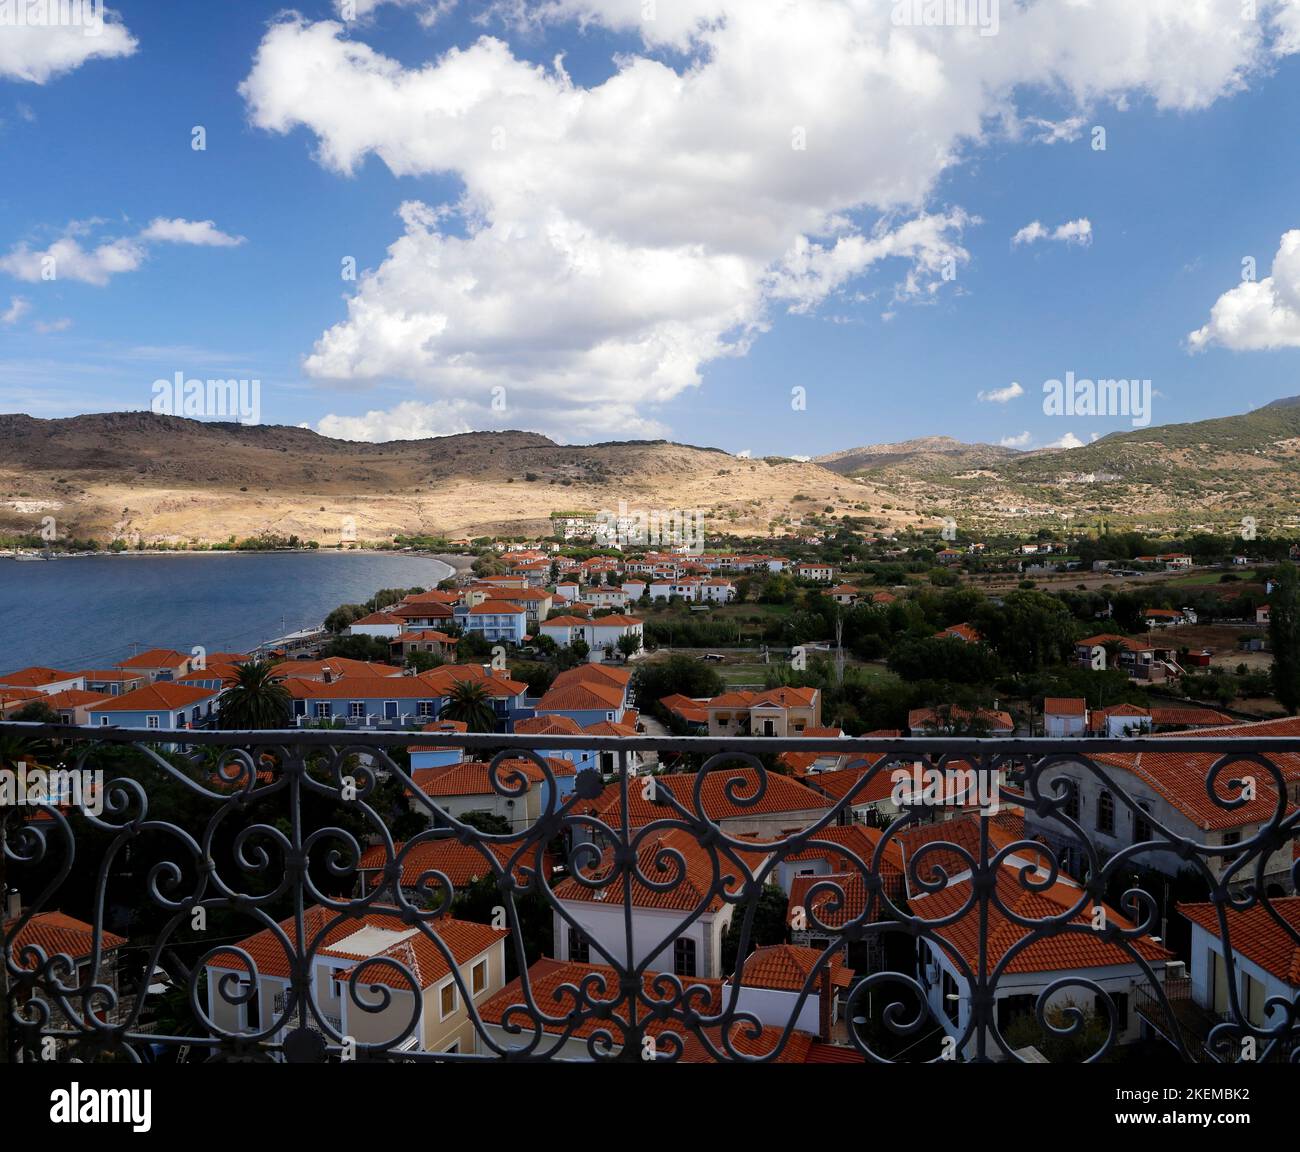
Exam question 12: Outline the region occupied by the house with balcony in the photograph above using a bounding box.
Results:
[454,601,528,646]
[795,563,836,583]
[286,676,445,727]
[390,630,459,662]
[913,854,1174,1060]
[85,681,221,731]
[206,905,507,1056]
[419,665,531,728]
[78,669,147,697]
[1075,633,1183,682]
[706,686,821,738]
[271,656,402,682]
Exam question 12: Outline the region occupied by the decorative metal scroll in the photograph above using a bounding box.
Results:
[2,724,1297,1063]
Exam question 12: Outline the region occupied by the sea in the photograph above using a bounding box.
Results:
[0,551,456,672]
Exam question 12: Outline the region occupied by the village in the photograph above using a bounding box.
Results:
[3,530,1297,1064]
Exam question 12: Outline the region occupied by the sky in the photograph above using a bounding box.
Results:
[5,0,1300,458]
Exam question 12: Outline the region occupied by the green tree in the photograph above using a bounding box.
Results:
[441,680,498,732]
[721,884,790,973]
[1269,561,1300,714]
[631,654,724,710]
[616,632,642,660]
[218,661,292,730]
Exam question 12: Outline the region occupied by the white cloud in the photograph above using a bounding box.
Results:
[0,217,242,287]
[34,317,72,333]
[0,234,143,285]
[0,5,137,84]
[1047,432,1087,449]
[334,0,457,25]
[1,296,31,325]
[239,2,1297,434]
[1013,218,1093,247]
[140,218,246,247]
[999,431,1031,448]
[1189,229,1300,351]
[979,382,1024,404]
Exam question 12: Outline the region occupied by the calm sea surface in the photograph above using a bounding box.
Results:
[0,552,455,672]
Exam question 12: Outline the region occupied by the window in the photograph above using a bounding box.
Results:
[568,927,589,964]
[349,701,365,719]
[674,937,697,977]
[99,715,110,726]
[147,715,160,730]
[1223,830,1241,847]
[1134,802,1154,843]
[439,982,458,1020]
[471,958,488,997]
[418,701,434,717]
[315,702,332,719]
[1097,790,1115,835]
[1063,783,1080,822]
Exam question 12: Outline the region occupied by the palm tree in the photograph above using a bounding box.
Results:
[218,661,292,730]
[440,680,497,733]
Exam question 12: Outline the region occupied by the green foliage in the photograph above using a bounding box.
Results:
[218,661,292,730]
[632,655,724,710]
[1270,561,1300,714]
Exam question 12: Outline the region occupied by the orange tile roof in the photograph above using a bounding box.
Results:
[1177,898,1300,986]
[412,758,569,798]
[86,682,218,712]
[41,688,113,709]
[660,694,709,724]
[1090,748,1297,830]
[351,611,403,626]
[1148,707,1235,728]
[212,905,504,988]
[0,666,78,688]
[357,838,538,889]
[908,706,1014,733]
[6,910,125,967]
[469,600,526,615]
[514,714,585,736]
[586,767,831,829]
[536,680,625,712]
[914,863,1172,975]
[555,827,768,913]
[733,944,852,993]
[271,657,400,680]
[116,648,188,669]
[1044,697,1087,716]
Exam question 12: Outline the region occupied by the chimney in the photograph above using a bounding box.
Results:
[819,964,832,1042]
[322,667,333,684]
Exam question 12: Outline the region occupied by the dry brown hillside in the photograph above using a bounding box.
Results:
[0,413,919,545]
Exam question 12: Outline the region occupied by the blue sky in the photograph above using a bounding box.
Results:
[5,0,1300,457]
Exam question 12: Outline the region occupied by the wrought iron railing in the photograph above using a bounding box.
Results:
[2,723,1297,1063]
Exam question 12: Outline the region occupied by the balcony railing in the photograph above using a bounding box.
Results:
[2,723,1297,1064]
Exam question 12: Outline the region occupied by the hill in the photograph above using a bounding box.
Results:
[0,413,907,545]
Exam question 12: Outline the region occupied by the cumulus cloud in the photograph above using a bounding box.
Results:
[999,431,1032,448]
[139,218,246,247]
[1013,218,1093,247]
[1188,229,1300,351]
[336,0,459,25]
[0,4,137,84]
[239,1,1297,435]
[0,217,243,286]
[979,382,1024,404]
[1047,432,1087,449]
